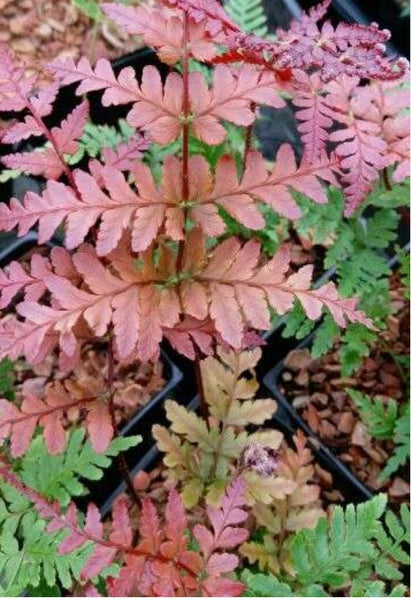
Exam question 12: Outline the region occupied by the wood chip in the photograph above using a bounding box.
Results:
[284,349,314,372]
[312,392,328,406]
[295,370,309,386]
[351,422,372,447]
[320,419,338,438]
[338,411,355,434]
[292,395,311,409]
[389,478,410,497]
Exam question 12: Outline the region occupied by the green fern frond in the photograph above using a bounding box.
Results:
[72,0,103,22]
[347,390,398,440]
[68,120,134,165]
[374,504,410,580]
[0,481,93,596]
[241,498,409,596]
[225,0,268,36]
[379,403,410,481]
[0,358,15,401]
[346,390,409,482]
[290,495,409,591]
[19,429,141,506]
[397,246,410,299]
[311,315,340,358]
[0,430,138,594]
[241,571,328,597]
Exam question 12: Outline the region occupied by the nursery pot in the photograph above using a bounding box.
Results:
[0,232,189,505]
[262,248,409,504]
[262,333,374,503]
[99,383,374,525]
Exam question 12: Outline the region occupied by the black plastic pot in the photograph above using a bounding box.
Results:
[263,332,373,502]
[0,231,188,505]
[85,348,184,505]
[99,376,375,521]
[0,46,169,206]
[263,247,410,503]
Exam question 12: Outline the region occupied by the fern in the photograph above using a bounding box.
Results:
[18,429,141,506]
[153,347,290,507]
[225,0,268,36]
[73,0,103,22]
[0,358,15,401]
[0,431,140,595]
[280,302,317,341]
[324,206,399,297]
[397,245,410,300]
[379,403,410,481]
[0,480,94,596]
[67,120,134,164]
[346,389,410,481]
[241,571,407,597]
[240,496,409,597]
[311,315,339,358]
[0,466,249,596]
[241,571,327,597]
[291,183,409,375]
[290,496,409,589]
[347,390,398,440]
[294,187,344,246]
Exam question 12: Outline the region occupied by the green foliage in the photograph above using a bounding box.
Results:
[288,183,410,375]
[241,571,327,597]
[242,571,407,598]
[241,497,410,597]
[280,302,316,340]
[311,315,339,358]
[225,0,268,36]
[347,389,410,481]
[68,120,134,165]
[19,429,142,506]
[0,481,92,596]
[290,496,409,590]
[0,430,140,595]
[222,205,285,257]
[379,402,410,481]
[73,0,103,21]
[0,358,15,401]
[295,186,344,245]
[397,245,410,299]
[324,206,398,297]
[347,390,398,439]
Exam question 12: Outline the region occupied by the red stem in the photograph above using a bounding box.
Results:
[181,13,190,203]
[243,103,256,170]
[26,99,81,198]
[176,11,190,274]
[0,465,199,578]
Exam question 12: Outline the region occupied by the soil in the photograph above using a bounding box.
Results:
[278,272,410,501]
[0,0,143,85]
[13,342,166,430]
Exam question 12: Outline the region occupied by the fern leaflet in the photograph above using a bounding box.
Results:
[224,0,268,36]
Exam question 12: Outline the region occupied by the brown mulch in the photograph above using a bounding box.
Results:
[278,272,410,501]
[0,0,143,84]
[14,342,166,429]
